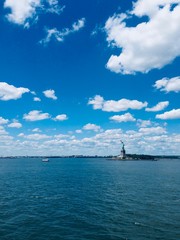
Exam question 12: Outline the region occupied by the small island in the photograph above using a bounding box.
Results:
[108,141,161,161]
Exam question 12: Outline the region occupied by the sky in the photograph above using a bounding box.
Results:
[0,0,180,156]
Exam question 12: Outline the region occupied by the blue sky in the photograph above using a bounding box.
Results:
[0,0,180,156]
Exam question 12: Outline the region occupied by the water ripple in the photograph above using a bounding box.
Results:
[0,158,179,240]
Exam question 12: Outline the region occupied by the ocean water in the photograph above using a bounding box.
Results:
[0,158,179,240]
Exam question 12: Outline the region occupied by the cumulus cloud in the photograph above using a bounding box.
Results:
[53,114,68,121]
[88,95,104,110]
[43,89,57,100]
[18,133,51,140]
[4,0,40,27]
[145,101,169,112]
[1,125,180,155]
[83,123,101,132]
[137,119,152,128]
[0,135,14,143]
[18,133,24,137]
[32,128,41,132]
[40,18,85,45]
[24,133,50,140]
[139,126,167,135]
[88,95,147,112]
[156,109,180,119]
[4,0,63,28]
[0,117,9,125]
[110,113,136,122]
[54,134,70,139]
[76,129,82,134]
[8,121,22,128]
[0,82,30,101]
[104,0,180,74]
[131,0,180,17]
[154,76,180,92]
[95,129,122,139]
[0,126,8,135]
[23,110,50,121]
[33,97,41,101]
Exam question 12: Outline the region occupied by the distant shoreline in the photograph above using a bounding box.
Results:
[0,155,179,160]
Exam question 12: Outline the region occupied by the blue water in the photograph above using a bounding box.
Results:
[0,158,179,240]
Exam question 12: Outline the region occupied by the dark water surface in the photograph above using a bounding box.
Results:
[0,158,179,240]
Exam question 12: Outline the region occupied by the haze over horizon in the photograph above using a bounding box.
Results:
[0,0,180,156]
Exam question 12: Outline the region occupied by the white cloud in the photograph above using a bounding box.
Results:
[83,123,101,132]
[23,110,50,121]
[53,114,68,121]
[24,133,50,140]
[132,0,180,17]
[43,89,57,100]
[0,82,30,100]
[8,121,22,128]
[0,125,180,155]
[145,101,169,112]
[17,133,51,140]
[33,97,41,101]
[76,129,82,134]
[110,113,136,122]
[0,134,13,142]
[91,24,102,37]
[72,18,85,30]
[4,0,63,28]
[0,117,9,125]
[4,0,40,27]
[45,0,65,15]
[137,119,152,128]
[40,18,85,45]
[104,1,180,74]
[54,134,70,139]
[0,126,8,135]
[88,95,104,110]
[18,133,24,137]
[156,109,180,119]
[139,126,167,135]
[95,129,122,140]
[154,76,180,92]
[88,95,147,112]
[32,128,41,132]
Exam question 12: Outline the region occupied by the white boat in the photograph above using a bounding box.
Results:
[42,158,49,162]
